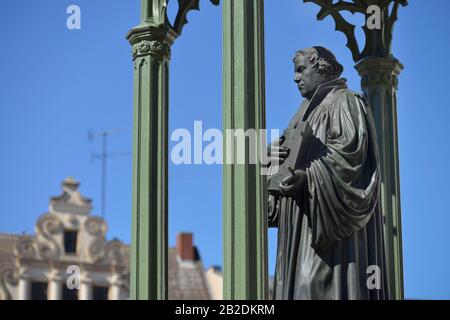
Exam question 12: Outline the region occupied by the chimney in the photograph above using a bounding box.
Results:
[176,233,194,261]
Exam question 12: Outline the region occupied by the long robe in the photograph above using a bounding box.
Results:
[268,78,389,300]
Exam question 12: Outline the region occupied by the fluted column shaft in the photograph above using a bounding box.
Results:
[127,0,176,300]
[222,0,268,300]
[356,57,404,300]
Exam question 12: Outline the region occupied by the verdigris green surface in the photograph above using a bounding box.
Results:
[222,0,268,300]
[304,0,407,299]
[268,47,388,299]
[127,0,218,300]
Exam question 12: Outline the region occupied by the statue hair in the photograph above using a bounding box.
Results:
[293,46,344,79]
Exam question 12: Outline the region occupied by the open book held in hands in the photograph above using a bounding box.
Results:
[268,121,313,195]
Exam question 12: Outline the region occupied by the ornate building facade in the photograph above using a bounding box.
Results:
[0,177,130,300]
[0,177,221,300]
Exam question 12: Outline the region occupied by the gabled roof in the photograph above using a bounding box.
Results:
[0,233,18,269]
[168,248,211,300]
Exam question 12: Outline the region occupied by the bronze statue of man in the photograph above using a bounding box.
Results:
[267,46,389,300]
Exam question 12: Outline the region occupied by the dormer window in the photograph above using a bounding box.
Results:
[93,285,109,300]
[64,230,78,254]
[31,281,48,300]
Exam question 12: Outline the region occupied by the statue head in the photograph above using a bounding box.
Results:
[293,46,344,99]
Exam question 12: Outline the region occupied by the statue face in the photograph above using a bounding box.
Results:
[294,55,328,99]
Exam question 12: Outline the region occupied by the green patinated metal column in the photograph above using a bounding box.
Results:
[222,0,268,299]
[356,57,404,300]
[305,0,408,299]
[127,5,173,301]
[127,0,219,300]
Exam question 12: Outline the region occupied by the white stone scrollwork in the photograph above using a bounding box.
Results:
[36,214,64,259]
[103,240,128,266]
[0,267,18,300]
[15,236,37,259]
[84,217,107,262]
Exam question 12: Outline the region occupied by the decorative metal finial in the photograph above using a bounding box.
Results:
[141,0,220,38]
[304,0,408,62]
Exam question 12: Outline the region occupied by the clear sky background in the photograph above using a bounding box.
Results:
[1,0,449,299]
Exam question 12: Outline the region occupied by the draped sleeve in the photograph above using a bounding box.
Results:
[268,194,280,227]
[305,91,380,250]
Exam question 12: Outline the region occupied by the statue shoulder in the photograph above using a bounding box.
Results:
[325,89,372,123]
[333,88,365,101]
[331,89,369,109]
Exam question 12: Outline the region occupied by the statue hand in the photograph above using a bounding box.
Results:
[279,169,307,196]
[269,146,290,166]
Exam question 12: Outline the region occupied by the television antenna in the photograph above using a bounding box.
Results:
[88,128,130,219]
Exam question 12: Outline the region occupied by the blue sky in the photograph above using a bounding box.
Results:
[1,0,449,299]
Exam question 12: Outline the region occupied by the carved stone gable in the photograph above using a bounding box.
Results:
[49,177,92,215]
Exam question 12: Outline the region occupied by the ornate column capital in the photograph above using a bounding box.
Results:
[80,271,93,284]
[46,269,64,282]
[127,25,176,61]
[108,273,124,287]
[127,0,220,61]
[131,39,172,60]
[355,57,404,89]
[18,267,30,280]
